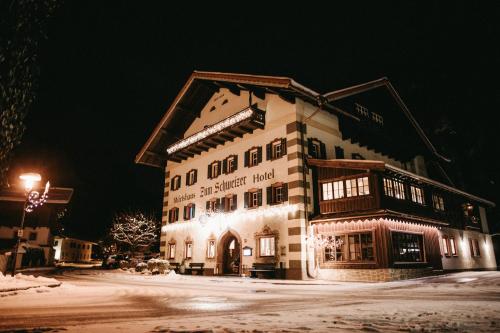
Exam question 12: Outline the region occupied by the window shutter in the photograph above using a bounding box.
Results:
[177,176,181,189]
[257,189,263,206]
[185,172,189,185]
[194,170,197,183]
[217,161,221,175]
[233,155,238,171]
[307,138,313,156]
[220,197,225,211]
[266,186,272,204]
[232,194,237,210]
[207,164,212,179]
[266,143,271,160]
[170,179,174,191]
[206,201,210,210]
[282,138,287,155]
[222,158,227,174]
[244,192,249,208]
[320,142,326,159]
[283,183,288,201]
[183,206,187,220]
[244,151,249,167]
[215,198,221,212]
[168,209,172,222]
[175,208,179,221]
[192,204,195,218]
[257,146,263,163]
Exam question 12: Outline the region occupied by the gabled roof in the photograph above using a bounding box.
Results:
[136,71,445,168]
[308,158,494,207]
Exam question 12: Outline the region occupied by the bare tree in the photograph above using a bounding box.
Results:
[110,212,159,255]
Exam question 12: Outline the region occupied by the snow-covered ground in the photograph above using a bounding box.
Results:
[0,271,61,293]
[0,269,499,332]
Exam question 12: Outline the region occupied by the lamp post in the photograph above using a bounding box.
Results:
[10,173,50,276]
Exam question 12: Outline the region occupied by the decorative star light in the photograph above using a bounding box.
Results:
[166,108,255,155]
[25,181,50,213]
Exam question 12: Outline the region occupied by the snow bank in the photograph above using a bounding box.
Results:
[0,271,61,292]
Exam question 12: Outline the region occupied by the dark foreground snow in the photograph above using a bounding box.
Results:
[0,269,499,332]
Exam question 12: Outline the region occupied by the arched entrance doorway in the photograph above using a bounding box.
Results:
[217,230,241,275]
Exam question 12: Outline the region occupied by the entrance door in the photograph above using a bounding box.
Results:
[222,236,240,275]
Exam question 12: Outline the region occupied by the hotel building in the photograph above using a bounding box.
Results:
[136,71,496,281]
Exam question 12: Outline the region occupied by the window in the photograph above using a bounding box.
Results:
[348,233,374,261]
[207,240,216,259]
[244,147,262,167]
[442,236,450,256]
[322,182,333,200]
[54,240,59,246]
[170,175,181,191]
[186,169,197,186]
[321,180,345,200]
[346,179,358,197]
[29,232,37,241]
[469,238,481,257]
[168,243,176,259]
[371,112,384,125]
[223,194,237,212]
[185,242,193,259]
[334,146,344,159]
[355,103,369,117]
[267,183,288,205]
[168,207,179,223]
[223,155,238,174]
[184,203,196,220]
[410,186,424,205]
[384,178,406,200]
[351,153,365,160]
[450,237,457,256]
[432,194,445,211]
[208,161,221,179]
[259,237,275,257]
[357,177,370,196]
[266,138,287,160]
[206,199,218,213]
[324,235,346,262]
[245,189,262,208]
[392,232,424,262]
[209,105,216,112]
[307,138,326,159]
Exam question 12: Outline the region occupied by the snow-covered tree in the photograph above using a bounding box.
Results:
[110,212,159,255]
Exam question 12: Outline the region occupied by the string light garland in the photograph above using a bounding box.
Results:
[166,107,255,155]
[25,181,50,213]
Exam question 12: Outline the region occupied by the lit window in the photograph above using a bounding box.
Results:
[442,236,450,256]
[410,186,424,205]
[259,237,275,257]
[348,233,374,261]
[432,194,445,211]
[346,179,358,197]
[371,112,384,125]
[185,242,193,259]
[207,240,216,259]
[322,182,333,200]
[333,181,344,199]
[392,232,424,262]
[450,237,457,256]
[357,177,370,196]
[168,243,176,259]
[384,178,406,200]
[469,238,481,257]
[324,235,347,262]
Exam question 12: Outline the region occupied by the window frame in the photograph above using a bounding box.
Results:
[410,185,425,205]
[259,236,276,257]
[168,243,176,259]
[249,148,259,167]
[322,231,375,263]
[186,169,197,186]
[207,239,216,259]
[185,241,193,259]
[391,231,425,263]
[432,193,445,211]
[171,175,181,191]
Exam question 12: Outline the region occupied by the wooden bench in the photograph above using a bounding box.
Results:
[249,263,276,278]
[169,262,180,273]
[186,262,204,275]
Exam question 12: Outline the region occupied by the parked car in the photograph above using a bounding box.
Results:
[102,254,127,269]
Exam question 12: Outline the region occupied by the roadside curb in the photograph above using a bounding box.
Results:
[0,282,62,293]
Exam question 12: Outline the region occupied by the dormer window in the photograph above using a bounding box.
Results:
[307,138,326,159]
[266,138,287,160]
[244,147,262,167]
[171,176,181,191]
[207,160,221,179]
[186,169,197,186]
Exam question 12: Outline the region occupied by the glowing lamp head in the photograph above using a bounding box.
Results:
[19,173,41,191]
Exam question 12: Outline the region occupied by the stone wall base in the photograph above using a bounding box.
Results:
[318,267,437,282]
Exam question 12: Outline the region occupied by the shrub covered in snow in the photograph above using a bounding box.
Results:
[119,260,129,269]
[147,258,169,274]
[135,262,148,272]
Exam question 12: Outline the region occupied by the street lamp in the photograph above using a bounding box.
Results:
[10,172,50,276]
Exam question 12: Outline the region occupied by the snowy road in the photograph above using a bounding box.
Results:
[1,269,500,332]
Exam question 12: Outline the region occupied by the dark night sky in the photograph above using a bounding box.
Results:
[7,1,500,240]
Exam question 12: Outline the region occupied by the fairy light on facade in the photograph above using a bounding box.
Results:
[25,181,50,213]
[166,107,254,155]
